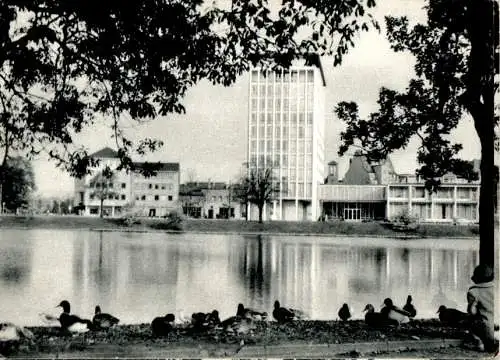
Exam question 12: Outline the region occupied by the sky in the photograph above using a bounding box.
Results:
[33,0,481,198]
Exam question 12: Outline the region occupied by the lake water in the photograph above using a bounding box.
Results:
[0,229,490,326]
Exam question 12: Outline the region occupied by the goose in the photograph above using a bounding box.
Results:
[273,301,305,323]
[151,313,175,337]
[363,304,398,327]
[92,305,119,330]
[237,303,268,321]
[380,298,411,324]
[338,303,351,321]
[437,305,469,326]
[57,300,92,333]
[402,295,417,318]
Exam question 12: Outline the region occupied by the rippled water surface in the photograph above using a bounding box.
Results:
[0,229,492,326]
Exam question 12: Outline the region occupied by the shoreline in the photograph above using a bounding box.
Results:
[0,215,480,240]
[4,320,494,358]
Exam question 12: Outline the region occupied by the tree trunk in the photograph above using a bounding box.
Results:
[465,0,497,272]
[100,198,104,218]
[258,204,263,223]
[479,126,495,269]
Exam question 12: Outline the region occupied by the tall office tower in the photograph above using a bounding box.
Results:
[247,59,326,221]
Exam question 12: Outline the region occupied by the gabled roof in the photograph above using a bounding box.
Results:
[90,147,119,158]
[133,162,179,172]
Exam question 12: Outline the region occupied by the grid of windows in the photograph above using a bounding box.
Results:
[249,69,316,199]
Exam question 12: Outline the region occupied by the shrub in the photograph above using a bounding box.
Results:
[152,211,183,231]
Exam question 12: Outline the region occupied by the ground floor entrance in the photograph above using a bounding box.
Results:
[343,208,361,221]
[322,201,385,221]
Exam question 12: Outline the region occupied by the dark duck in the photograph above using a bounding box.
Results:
[363,304,398,327]
[380,298,411,324]
[191,310,220,331]
[402,295,417,318]
[338,303,351,321]
[437,305,469,326]
[151,314,176,337]
[92,305,120,330]
[237,303,268,321]
[272,301,305,323]
[57,300,93,333]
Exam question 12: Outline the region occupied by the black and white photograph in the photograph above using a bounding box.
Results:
[0,0,498,358]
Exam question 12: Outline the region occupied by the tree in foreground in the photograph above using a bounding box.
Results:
[238,167,280,223]
[1,157,36,213]
[0,0,378,180]
[335,0,498,269]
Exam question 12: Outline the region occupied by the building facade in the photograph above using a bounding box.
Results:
[74,147,180,217]
[179,182,245,219]
[319,155,480,223]
[247,58,326,221]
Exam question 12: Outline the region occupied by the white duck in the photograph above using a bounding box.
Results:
[380,298,411,324]
[0,322,34,342]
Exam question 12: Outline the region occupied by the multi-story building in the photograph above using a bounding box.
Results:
[247,56,326,221]
[131,162,180,217]
[319,153,480,223]
[74,147,180,217]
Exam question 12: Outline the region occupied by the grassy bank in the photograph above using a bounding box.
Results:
[1,320,485,358]
[0,215,480,238]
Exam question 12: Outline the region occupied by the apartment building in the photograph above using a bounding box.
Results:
[74,147,180,217]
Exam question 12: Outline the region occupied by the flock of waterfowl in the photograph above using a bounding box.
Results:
[0,294,480,346]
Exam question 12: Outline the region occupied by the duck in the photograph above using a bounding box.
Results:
[191,310,220,330]
[0,323,34,356]
[174,309,191,328]
[380,298,411,324]
[92,305,120,330]
[151,313,176,337]
[57,300,92,333]
[437,305,469,326]
[0,323,34,342]
[237,303,268,321]
[272,300,305,323]
[223,316,256,335]
[338,303,351,321]
[363,304,398,327]
[402,295,417,318]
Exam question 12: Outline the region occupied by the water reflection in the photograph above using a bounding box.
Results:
[0,234,33,286]
[0,229,490,326]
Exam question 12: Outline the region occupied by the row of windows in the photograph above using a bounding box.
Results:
[249,154,313,170]
[89,182,127,189]
[280,182,313,198]
[392,203,477,220]
[89,194,126,201]
[250,139,313,153]
[135,195,174,201]
[389,186,478,200]
[250,124,313,140]
[251,69,315,83]
[133,183,175,191]
[250,112,313,125]
[250,94,314,111]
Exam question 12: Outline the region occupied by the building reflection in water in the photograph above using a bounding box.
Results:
[0,230,487,326]
[233,236,480,320]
